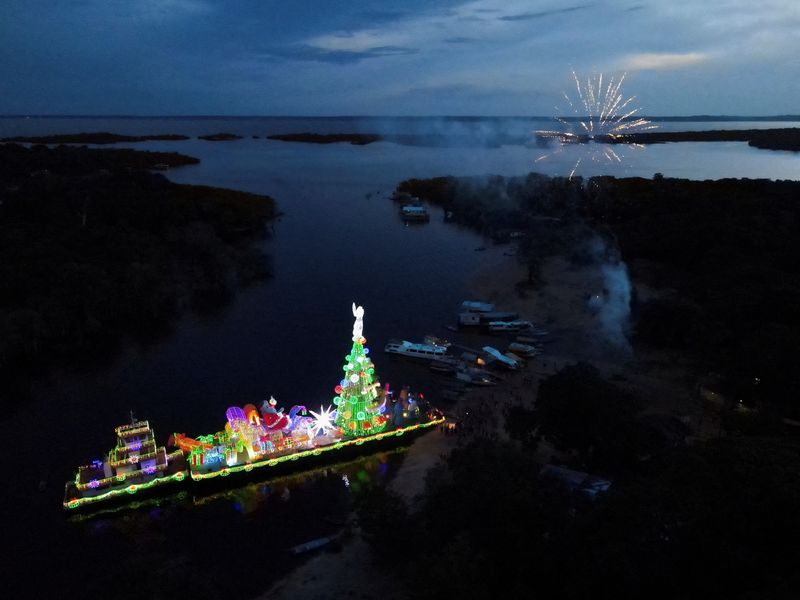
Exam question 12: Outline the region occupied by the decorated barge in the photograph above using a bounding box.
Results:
[64,304,445,511]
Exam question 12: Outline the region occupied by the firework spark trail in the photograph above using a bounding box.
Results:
[534,70,658,177]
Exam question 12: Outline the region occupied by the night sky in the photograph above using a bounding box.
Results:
[1,0,798,115]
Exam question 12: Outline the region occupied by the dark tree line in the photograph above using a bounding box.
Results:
[0,143,276,410]
[359,363,800,599]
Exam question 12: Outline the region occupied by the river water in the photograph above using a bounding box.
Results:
[1,117,798,597]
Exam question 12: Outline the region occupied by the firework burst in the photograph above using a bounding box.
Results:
[535,70,658,177]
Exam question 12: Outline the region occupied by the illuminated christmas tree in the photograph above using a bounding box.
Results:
[333,303,388,436]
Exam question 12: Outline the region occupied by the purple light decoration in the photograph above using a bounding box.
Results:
[88,479,100,489]
[128,442,142,451]
[144,465,157,475]
[226,406,247,424]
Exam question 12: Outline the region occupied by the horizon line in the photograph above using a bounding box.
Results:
[1,114,800,121]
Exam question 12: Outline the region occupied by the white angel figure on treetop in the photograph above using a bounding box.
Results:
[352,303,364,341]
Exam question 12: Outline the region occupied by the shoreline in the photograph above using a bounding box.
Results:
[6,126,799,152]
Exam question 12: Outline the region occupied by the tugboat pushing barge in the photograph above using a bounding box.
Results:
[63,420,187,510]
[64,304,445,511]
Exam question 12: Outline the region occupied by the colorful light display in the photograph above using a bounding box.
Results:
[188,418,443,481]
[63,303,445,511]
[333,303,388,436]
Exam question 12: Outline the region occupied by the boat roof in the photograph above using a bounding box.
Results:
[482,346,518,365]
[387,340,446,353]
[460,300,495,312]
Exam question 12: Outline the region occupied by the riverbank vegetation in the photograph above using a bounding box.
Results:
[359,418,800,598]
[615,127,800,151]
[0,143,276,408]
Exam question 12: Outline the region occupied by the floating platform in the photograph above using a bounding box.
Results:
[63,417,443,512]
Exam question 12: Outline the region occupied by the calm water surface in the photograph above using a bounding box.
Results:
[1,117,798,596]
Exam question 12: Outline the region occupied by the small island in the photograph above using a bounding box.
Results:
[267,133,383,145]
[198,132,244,141]
[535,127,800,152]
[1,132,190,144]
[614,127,800,151]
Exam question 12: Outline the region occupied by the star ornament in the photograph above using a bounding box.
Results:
[309,404,336,437]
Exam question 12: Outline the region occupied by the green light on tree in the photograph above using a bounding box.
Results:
[333,304,388,436]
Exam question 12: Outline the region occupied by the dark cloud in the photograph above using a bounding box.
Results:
[498,4,594,22]
[266,44,418,65]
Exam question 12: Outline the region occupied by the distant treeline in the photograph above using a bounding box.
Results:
[6,128,800,151]
[268,133,382,145]
[0,143,276,407]
[2,131,244,144]
[1,132,190,144]
[397,173,800,420]
[614,127,800,151]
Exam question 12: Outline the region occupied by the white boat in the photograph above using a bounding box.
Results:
[488,320,532,332]
[384,339,448,361]
[400,204,429,221]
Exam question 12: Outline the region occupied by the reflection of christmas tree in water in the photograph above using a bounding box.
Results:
[334,303,388,436]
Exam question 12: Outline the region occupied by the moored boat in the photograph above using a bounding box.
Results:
[400,204,429,221]
[460,300,495,313]
[488,320,532,332]
[508,342,540,357]
[482,346,521,370]
[430,358,458,373]
[384,339,449,361]
[458,310,519,326]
